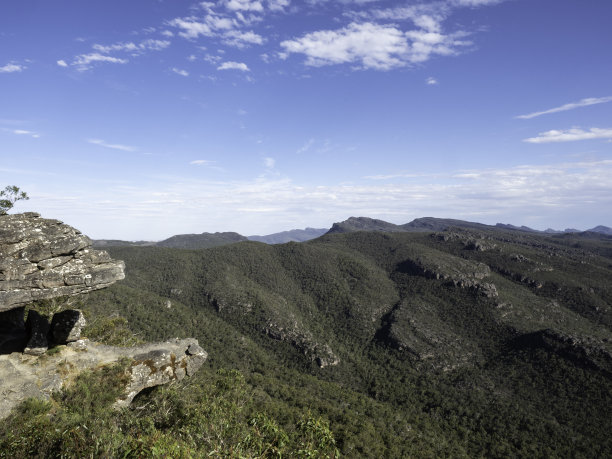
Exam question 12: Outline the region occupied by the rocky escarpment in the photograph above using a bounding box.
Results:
[263,319,340,368]
[209,293,340,368]
[512,329,612,376]
[0,212,125,311]
[0,213,207,417]
[396,249,498,298]
[0,338,207,419]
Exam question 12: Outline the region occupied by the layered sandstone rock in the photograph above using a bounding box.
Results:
[0,213,207,417]
[0,212,125,312]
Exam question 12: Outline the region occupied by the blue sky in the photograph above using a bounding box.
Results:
[1,0,611,240]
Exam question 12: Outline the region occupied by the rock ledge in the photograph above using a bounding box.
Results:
[0,338,207,419]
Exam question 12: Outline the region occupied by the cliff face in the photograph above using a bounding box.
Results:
[0,213,207,418]
[0,212,125,312]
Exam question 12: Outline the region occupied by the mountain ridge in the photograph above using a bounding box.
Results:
[91,217,612,249]
[248,227,327,244]
[328,216,612,237]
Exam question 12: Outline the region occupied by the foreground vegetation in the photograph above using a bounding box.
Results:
[3,226,612,457]
[0,364,339,458]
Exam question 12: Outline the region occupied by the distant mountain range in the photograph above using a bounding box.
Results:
[327,216,492,234]
[92,228,327,249]
[93,232,247,250]
[248,227,327,244]
[92,217,612,249]
[156,232,248,249]
[327,216,612,236]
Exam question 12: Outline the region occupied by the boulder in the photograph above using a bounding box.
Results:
[0,213,125,313]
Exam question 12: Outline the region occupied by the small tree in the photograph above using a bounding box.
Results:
[0,185,29,215]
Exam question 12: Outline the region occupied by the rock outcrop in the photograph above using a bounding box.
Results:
[117,340,207,407]
[396,251,499,298]
[0,213,207,419]
[0,338,207,419]
[0,212,125,312]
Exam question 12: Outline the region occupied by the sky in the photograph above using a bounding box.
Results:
[1,0,611,240]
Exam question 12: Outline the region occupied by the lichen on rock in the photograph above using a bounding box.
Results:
[0,212,125,312]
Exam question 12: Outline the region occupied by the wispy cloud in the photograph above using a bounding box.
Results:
[13,129,40,138]
[451,0,504,6]
[167,0,272,51]
[87,138,137,152]
[517,96,612,119]
[217,61,250,71]
[264,157,276,168]
[223,30,265,48]
[0,63,25,73]
[27,158,611,240]
[524,127,612,143]
[190,159,214,166]
[72,53,128,71]
[171,67,190,76]
[92,39,171,54]
[168,15,234,39]
[62,0,503,78]
[280,22,470,70]
[65,39,170,71]
[364,173,433,180]
[426,76,438,85]
[268,0,290,11]
[225,0,264,12]
[296,138,315,154]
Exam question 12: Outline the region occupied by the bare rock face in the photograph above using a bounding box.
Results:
[117,340,208,407]
[0,338,208,419]
[0,213,207,419]
[0,212,125,312]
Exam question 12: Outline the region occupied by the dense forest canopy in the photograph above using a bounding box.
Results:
[4,225,609,456]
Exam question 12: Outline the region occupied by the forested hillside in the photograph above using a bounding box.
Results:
[5,226,612,457]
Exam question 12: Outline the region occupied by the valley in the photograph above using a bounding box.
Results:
[73,218,612,456]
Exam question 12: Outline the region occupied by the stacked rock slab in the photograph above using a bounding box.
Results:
[0,213,208,415]
[0,212,125,311]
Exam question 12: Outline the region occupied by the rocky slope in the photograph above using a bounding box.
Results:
[0,337,207,419]
[0,213,207,418]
